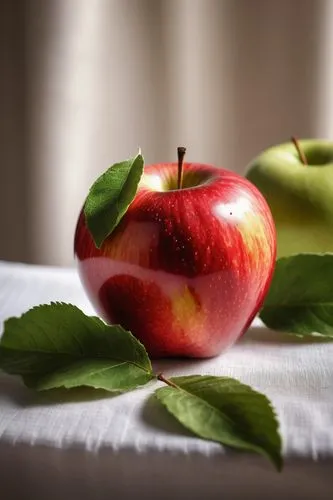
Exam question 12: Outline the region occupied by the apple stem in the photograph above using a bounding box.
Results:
[291,137,307,165]
[177,146,186,189]
[157,373,178,388]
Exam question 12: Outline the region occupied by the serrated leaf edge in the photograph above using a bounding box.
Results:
[155,375,282,471]
[84,152,144,248]
[0,302,153,375]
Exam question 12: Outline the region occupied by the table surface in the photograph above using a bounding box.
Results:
[0,260,332,500]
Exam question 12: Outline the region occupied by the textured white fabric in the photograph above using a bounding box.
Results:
[0,261,332,499]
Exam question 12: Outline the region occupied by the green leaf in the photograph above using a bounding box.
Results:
[84,152,144,248]
[155,375,282,471]
[0,303,154,392]
[260,253,333,338]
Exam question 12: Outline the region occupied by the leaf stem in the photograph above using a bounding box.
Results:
[291,137,307,165]
[157,372,178,388]
[177,146,186,189]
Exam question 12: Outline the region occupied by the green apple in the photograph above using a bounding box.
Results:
[246,139,333,258]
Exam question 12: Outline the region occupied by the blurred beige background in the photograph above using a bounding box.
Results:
[1,0,333,266]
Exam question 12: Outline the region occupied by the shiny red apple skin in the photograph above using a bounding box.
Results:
[74,162,276,359]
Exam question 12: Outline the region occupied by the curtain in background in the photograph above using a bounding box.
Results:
[1,0,333,266]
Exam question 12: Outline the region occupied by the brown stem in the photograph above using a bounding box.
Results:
[157,373,178,389]
[177,146,186,189]
[291,137,307,165]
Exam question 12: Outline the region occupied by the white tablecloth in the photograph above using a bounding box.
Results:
[0,261,332,499]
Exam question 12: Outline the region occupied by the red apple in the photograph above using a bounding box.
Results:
[74,158,276,358]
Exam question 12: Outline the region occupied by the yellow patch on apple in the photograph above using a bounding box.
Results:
[171,285,204,328]
[237,211,273,267]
